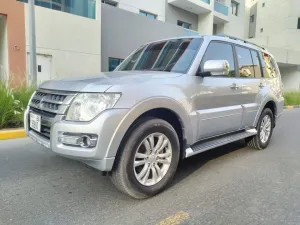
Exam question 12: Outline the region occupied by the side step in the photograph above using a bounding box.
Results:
[185,129,257,158]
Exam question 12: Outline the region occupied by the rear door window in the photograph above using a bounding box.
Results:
[235,46,255,78]
[250,50,263,78]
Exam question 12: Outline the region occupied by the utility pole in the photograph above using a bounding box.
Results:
[28,0,37,87]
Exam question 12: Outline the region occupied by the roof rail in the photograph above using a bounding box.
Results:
[215,34,266,50]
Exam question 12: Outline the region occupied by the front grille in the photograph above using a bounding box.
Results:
[29,90,76,140]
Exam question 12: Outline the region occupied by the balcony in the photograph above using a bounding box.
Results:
[213,1,229,23]
[214,1,228,16]
[168,0,212,15]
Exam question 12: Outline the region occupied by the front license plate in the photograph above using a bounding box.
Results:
[30,113,41,133]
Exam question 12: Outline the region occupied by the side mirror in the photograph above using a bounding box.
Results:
[203,60,230,76]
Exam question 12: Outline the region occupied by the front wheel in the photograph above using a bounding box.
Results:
[110,118,180,199]
[246,108,274,150]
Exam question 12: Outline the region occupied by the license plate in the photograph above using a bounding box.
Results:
[30,113,41,133]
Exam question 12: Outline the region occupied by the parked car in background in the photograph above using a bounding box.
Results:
[25,35,284,198]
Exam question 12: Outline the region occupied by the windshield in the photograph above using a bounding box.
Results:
[117,38,203,73]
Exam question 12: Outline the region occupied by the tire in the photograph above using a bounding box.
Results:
[246,108,274,150]
[110,117,180,199]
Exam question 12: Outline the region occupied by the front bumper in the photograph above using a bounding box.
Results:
[24,107,129,171]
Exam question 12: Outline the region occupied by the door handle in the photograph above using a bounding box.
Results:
[230,83,239,90]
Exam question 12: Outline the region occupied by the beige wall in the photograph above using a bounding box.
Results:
[224,0,246,38]
[250,0,300,50]
[24,5,101,80]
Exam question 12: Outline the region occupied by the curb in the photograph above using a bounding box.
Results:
[284,105,300,109]
[0,129,26,140]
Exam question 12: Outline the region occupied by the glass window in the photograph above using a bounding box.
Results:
[118,38,203,73]
[139,11,157,19]
[177,20,192,29]
[250,15,255,23]
[201,42,236,77]
[140,11,156,19]
[235,46,255,78]
[17,0,96,19]
[52,4,62,10]
[260,53,277,78]
[250,50,263,78]
[298,18,300,29]
[231,1,239,16]
[102,0,118,7]
[109,58,124,71]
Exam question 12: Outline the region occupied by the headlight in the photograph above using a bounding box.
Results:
[66,93,120,122]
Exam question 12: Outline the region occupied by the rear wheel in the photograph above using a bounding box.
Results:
[110,118,180,199]
[246,108,274,150]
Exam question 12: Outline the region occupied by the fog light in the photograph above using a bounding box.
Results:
[59,133,97,148]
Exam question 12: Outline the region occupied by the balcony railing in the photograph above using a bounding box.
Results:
[201,0,210,4]
[214,1,228,16]
[17,0,96,19]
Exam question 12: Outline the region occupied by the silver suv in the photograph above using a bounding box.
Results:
[25,35,284,198]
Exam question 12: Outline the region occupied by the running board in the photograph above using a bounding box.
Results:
[185,129,257,158]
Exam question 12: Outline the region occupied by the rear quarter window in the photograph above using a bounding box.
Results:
[260,52,277,78]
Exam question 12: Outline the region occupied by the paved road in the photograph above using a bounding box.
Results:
[1,109,300,225]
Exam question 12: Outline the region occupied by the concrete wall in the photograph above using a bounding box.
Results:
[281,66,300,91]
[24,4,101,80]
[165,3,198,31]
[0,16,8,80]
[251,0,300,50]
[248,2,257,38]
[224,0,246,38]
[101,4,189,72]
[255,0,291,37]
[198,12,213,35]
[110,0,166,21]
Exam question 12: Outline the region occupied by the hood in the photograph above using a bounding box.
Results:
[38,71,182,92]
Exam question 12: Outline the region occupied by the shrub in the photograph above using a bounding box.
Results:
[0,81,34,129]
[284,92,300,106]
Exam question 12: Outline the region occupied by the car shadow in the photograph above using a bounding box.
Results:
[171,140,246,187]
[51,139,247,201]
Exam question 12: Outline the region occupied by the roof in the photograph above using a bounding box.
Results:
[144,35,272,56]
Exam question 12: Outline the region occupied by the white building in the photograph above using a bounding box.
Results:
[1,0,261,86]
[246,0,300,90]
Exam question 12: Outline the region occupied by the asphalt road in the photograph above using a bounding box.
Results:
[1,109,300,225]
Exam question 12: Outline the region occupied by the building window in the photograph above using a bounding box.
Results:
[250,15,255,23]
[101,0,117,7]
[177,20,191,29]
[262,2,265,7]
[17,0,96,19]
[109,58,123,71]
[139,10,157,19]
[298,18,300,29]
[231,1,239,16]
[260,28,264,32]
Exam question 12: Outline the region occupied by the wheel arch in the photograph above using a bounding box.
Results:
[254,99,277,127]
[105,97,193,159]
